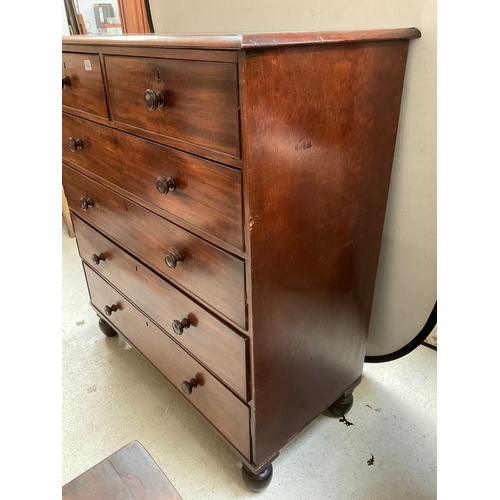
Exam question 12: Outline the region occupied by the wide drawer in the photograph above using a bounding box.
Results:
[74,215,248,400]
[62,113,244,250]
[84,264,251,459]
[63,165,246,329]
[104,56,240,157]
[62,52,108,118]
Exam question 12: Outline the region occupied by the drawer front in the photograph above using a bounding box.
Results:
[62,113,244,250]
[63,165,246,329]
[74,216,248,400]
[84,264,251,459]
[62,52,108,118]
[104,56,240,157]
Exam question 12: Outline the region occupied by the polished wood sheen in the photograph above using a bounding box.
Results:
[104,56,240,157]
[63,165,246,329]
[62,28,420,50]
[73,216,248,400]
[62,30,419,484]
[85,265,251,458]
[62,441,183,499]
[62,52,108,119]
[62,113,244,249]
[241,40,411,466]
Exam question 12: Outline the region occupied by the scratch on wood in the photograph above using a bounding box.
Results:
[294,138,313,151]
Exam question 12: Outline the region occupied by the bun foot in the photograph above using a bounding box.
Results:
[98,318,118,337]
[329,392,354,417]
[241,463,273,492]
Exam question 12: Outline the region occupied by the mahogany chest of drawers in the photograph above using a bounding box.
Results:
[62,29,420,491]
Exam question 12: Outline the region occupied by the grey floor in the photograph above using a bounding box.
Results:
[62,220,437,499]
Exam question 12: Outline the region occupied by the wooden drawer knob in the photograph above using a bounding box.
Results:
[144,89,164,111]
[62,76,71,88]
[104,304,118,316]
[91,253,106,265]
[79,197,94,210]
[164,251,183,269]
[156,176,176,195]
[181,378,198,395]
[68,137,83,152]
[172,318,191,335]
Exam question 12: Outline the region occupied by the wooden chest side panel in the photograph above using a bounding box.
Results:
[241,41,410,465]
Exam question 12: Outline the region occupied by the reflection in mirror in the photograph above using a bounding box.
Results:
[63,0,153,35]
[63,0,122,35]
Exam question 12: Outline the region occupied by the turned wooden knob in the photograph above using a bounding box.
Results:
[172,318,190,335]
[156,176,176,195]
[181,378,198,395]
[68,137,83,152]
[164,251,183,269]
[62,76,71,88]
[91,253,105,265]
[104,304,118,316]
[143,89,164,111]
[79,197,94,210]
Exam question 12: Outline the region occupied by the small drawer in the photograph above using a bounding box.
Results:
[62,113,244,250]
[63,165,246,329]
[62,52,108,119]
[104,56,240,157]
[74,216,248,400]
[84,264,251,459]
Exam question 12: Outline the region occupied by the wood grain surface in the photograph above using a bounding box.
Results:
[62,28,420,50]
[62,52,108,119]
[62,441,183,499]
[85,266,251,459]
[104,55,240,157]
[62,113,244,249]
[74,216,248,400]
[240,41,411,466]
[63,165,247,329]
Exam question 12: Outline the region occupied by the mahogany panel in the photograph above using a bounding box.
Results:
[62,52,108,119]
[62,165,246,329]
[62,113,244,250]
[62,442,183,500]
[104,56,240,157]
[240,41,411,466]
[84,265,251,459]
[73,216,248,400]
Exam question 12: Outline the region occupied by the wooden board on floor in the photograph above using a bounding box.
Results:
[62,441,183,499]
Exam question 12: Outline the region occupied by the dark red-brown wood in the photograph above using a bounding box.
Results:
[63,165,247,329]
[73,215,248,400]
[62,113,244,250]
[240,41,411,466]
[104,55,240,157]
[62,28,420,50]
[85,266,251,458]
[62,441,183,499]
[62,52,108,119]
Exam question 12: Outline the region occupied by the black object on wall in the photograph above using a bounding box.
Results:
[144,0,155,33]
[364,302,437,363]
